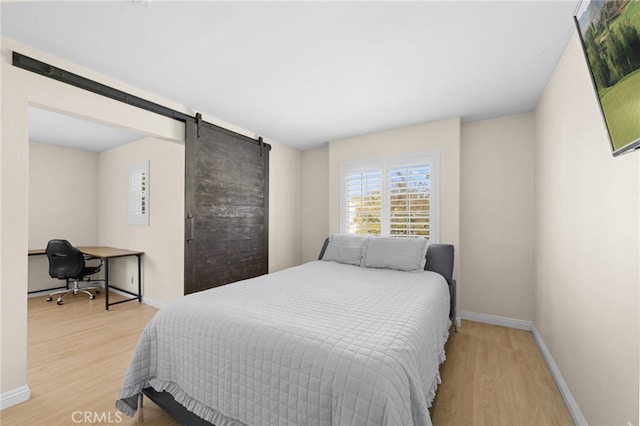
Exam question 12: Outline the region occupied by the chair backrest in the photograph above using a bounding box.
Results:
[46,239,85,279]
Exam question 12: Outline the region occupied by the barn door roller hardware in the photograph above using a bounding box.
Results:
[12,51,270,148]
[12,52,194,123]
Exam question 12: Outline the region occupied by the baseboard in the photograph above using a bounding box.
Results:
[106,288,167,310]
[141,295,168,310]
[27,289,58,298]
[27,280,104,298]
[459,311,532,331]
[532,326,587,426]
[460,311,586,424]
[29,286,167,310]
[0,385,31,410]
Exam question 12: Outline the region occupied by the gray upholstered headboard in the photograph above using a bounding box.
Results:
[425,243,456,324]
[317,238,454,284]
[317,238,456,324]
[424,243,454,286]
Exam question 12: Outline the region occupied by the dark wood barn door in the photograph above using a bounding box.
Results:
[184,116,270,294]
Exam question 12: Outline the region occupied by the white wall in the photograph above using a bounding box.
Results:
[98,137,185,306]
[460,113,535,322]
[328,117,461,280]
[535,33,639,425]
[301,147,329,262]
[28,143,100,292]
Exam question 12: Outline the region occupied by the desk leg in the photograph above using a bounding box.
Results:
[137,254,142,303]
[105,258,110,311]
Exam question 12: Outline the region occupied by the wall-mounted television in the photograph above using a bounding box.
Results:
[574,0,640,156]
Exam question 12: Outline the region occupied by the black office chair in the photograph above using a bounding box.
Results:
[45,239,103,305]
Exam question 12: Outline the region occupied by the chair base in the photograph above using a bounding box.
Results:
[46,280,102,305]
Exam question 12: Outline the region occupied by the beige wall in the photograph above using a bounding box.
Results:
[26,137,301,305]
[268,141,303,272]
[28,138,185,302]
[310,117,462,327]
[1,37,302,401]
[328,117,461,280]
[28,143,100,292]
[301,147,329,262]
[313,115,536,326]
[98,137,185,306]
[7,28,639,424]
[28,143,100,249]
[535,34,639,425]
[1,37,184,398]
[460,113,535,322]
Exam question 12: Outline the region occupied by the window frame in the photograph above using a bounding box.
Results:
[339,151,440,242]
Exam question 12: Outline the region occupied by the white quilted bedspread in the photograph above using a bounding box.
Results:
[116,261,450,426]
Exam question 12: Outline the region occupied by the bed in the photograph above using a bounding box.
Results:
[116,236,456,426]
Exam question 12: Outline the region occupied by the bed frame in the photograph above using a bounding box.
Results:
[141,239,456,425]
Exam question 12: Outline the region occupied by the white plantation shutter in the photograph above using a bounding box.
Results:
[346,168,382,235]
[341,152,439,241]
[388,163,430,237]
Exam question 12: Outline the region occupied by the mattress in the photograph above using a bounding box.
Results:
[116,260,450,426]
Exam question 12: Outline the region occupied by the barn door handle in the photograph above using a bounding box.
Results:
[186,214,195,244]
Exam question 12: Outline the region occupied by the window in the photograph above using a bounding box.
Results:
[340,152,439,241]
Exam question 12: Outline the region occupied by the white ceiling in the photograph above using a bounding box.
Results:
[2,1,579,151]
[28,107,145,152]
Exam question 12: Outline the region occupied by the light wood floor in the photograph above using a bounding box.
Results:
[431,321,573,425]
[1,294,573,426]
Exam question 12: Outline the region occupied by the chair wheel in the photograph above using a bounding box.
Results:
[57,300,63,305]
[96,290,101,294]
[89,295,95,300]
[46,297,52,302]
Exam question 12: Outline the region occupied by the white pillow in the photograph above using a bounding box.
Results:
[322,234,368,266]
[363,236,429,271]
